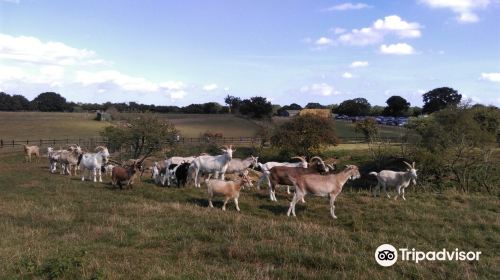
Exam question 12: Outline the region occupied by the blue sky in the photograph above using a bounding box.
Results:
[1,0,499,107]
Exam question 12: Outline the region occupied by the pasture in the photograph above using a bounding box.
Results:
[0,152,498,279]
[0,111,498,279]
[0,112,262,141]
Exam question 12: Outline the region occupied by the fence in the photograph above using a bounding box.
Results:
[0,135,405,152]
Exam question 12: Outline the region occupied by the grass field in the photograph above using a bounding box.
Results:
[0,112,404,142]
[0,112,262,141]
[0,152,498,279]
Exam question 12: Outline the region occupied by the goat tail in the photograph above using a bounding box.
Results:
[369,172,378,176]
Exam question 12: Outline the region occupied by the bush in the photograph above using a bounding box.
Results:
[271,114,339,157]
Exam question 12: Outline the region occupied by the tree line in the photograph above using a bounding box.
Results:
[0,87,483,118]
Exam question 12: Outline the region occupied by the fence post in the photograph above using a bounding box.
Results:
[0,139,2,148]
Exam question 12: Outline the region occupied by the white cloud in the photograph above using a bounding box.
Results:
[380,43,416,55]
[75,70,159,92]
[202,83,218,91]
[481,72,500,82]
[331,27,347,34]
[419,0,489,23]
[337,15,421,46]
[0,33,101,65]
[323,2,370,11]
[342,72,354,78]
[350,61,369,68]
[0,65,25,82]
[300,83,339,96]
[314,37,334,47]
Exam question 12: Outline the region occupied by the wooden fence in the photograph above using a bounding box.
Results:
[0,135,405,151]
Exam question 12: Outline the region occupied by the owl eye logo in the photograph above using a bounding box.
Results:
[375,244,398,267]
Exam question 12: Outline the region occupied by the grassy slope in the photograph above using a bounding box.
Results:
[0,153,498,279]
[0,112,261,140]
[0,112,109,140]
[0,112,403,141]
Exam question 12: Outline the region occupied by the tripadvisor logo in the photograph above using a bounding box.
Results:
[375,244,398,267]
[375,244,481,267]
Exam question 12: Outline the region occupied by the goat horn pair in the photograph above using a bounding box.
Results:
[403,161,413,169]
[290,156,307,163]
[310,156,326,166]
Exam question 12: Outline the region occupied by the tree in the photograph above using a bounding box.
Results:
[422,87,462,114]
[409,105,499,193]
[355,118,378,141]
[336,98,371,116]
[101,113,178,158]
[0,92,14,111]
[224,95,241,113]
[271,114,339,157]
[285,103,302,110]
[31,92,68,112]
[239,96,273,119]
[11,95,30,111]
[305,102,326,109]
[383,95,410,116]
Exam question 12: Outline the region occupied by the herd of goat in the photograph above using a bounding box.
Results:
[22,143,418,219]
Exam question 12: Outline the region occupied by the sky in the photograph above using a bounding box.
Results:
[1,0,499,107]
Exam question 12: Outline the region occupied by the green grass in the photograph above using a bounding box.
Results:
[0,112,261,140]
[0,112,109,140]
[0,152,498,279]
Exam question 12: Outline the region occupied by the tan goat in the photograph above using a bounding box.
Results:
[23,145,40,163]
[205,172,252,212]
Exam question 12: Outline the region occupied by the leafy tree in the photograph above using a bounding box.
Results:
[336,98,371,116]
[0,92,14,111]
[271,114,339,157]
[31,92,68,112]
[409,105,499,193]
[11,95,30,111]
[305,102,326,109]
[224,95,241,113]
[355,118,378,141]
[239,96,273,119]
[370,105,384,116]
[101,113,178,158]
[285,103,302,110]
[202,102,223,114]
[422,87,461,114]
[383,95,410,116]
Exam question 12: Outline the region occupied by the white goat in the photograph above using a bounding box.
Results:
[206,172,252,211]
[79,146,110,182]
[370,161,417,201]
[104,164,115,177]
[48,145,80,173]
[23,145,40,163]
[256,156,308,192]
[191,145,234,188]
[59,145,83,175]
[224,156,258,186]
[287,165,361,219]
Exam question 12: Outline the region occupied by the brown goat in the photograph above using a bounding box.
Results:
[23,145,40,163]
[268,156,328,202]
[111,157,146,189]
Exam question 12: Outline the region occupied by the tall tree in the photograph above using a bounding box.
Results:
[224,95,241,113]
[31,92,68,112]
[383,95,410,116]
[271,114,339,157]
[0,92,14,111]
[239,96,273,119]
[11,95,30,111]
[336,98,371,116]
[422,87,462,114]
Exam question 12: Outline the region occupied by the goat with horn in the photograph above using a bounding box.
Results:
[370,161,417,201]
[267,156,330,202]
